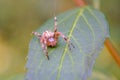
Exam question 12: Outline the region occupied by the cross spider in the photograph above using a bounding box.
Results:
[32,16,74,60]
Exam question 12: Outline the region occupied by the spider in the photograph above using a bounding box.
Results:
[32,16,74,60]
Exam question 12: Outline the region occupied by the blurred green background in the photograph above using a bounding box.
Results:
[0,0,119,80]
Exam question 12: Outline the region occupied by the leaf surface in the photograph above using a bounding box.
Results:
[25,6,109,80]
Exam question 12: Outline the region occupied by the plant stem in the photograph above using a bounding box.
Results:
[73,0,86,6]
[105,38,120,66]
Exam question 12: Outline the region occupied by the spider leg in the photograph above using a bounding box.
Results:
[32,31,41,38]
[59,32,75,50]
[32,31,49,60]
[41,41,49,60]
[54,16,57,32]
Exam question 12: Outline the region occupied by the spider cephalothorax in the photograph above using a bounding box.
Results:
[32,16,74,60]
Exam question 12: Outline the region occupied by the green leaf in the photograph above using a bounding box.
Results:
[26,6,109,80]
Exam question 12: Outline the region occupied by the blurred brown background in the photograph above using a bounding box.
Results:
[0,0,120,80]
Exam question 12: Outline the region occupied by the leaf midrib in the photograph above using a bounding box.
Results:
[56,8,85,80]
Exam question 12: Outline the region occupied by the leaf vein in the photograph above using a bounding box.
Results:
[86,7,105,37]
[71,35,82,53]
[56,8,84,80]
[81,14,95,54]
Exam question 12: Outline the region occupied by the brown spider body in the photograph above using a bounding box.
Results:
[41,31,59,47]
[32,17,74,60]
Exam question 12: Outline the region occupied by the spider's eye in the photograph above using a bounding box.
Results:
[48,38,54,42]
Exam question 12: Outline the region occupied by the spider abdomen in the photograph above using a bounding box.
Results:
[42,31,58,47]
[47,38,57,47]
